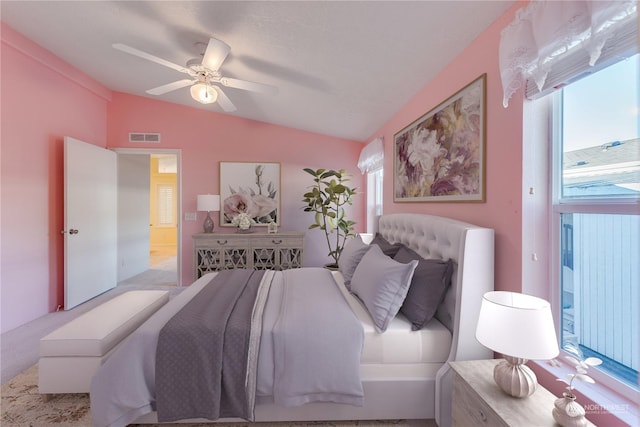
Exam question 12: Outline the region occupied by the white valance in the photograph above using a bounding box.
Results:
[500,0,638,107]
[357,137,384,174]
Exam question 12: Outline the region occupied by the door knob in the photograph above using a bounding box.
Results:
[61,229,79,235]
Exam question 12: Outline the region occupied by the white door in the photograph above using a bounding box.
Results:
[64,137,117,309]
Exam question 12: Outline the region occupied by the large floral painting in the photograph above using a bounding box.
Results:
[394,74,486,202]
[220,162,280,226]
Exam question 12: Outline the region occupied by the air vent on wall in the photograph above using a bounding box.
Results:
[128,132,161,143]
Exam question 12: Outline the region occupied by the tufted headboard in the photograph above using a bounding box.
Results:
[377,213,494,427]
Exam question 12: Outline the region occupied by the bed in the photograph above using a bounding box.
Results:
[90,213,494,427]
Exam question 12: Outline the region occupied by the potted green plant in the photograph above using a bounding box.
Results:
[302,168,357,269]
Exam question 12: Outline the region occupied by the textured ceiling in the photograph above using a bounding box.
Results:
[1,1,513,141]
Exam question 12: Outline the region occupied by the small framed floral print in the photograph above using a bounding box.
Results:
[220,162,280,226]
[394,74,486,202]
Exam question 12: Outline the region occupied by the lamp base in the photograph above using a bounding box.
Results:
[493,356,538,398]
[203,212,214,233]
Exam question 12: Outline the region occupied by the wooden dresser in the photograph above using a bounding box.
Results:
[193,231,304,279]
[450,359,595,427]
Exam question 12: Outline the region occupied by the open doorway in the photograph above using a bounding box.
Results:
[115,148,181,287]
[148,154,178,280]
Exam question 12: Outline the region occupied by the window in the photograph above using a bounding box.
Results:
[366,168,383,234]
[156,183,175,227]
[358,137,384,233]
[552,54,639,391]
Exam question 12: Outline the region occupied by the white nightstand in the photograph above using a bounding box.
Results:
[449,359,595,427]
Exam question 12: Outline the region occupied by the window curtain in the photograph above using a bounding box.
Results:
[357,137,384,174]
[500,0,638,107]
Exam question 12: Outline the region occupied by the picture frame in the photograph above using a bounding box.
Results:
[394,74,486,202]
[267,221,278,234]
[220,162,281,227]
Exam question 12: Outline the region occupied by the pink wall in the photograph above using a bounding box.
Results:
[0,9,628,427]
[107,93,364,286]
[0,23,362,333]
[371,4,524,296]
[1,23,111,332]
[368,3,627,424]
[0,3,526,332]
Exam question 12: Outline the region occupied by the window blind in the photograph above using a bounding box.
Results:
[157,184,174,226]
[526,16,638,99]
[500,0,638,107]
[357,137,384,174]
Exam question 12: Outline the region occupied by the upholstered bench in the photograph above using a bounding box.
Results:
[39,290,169,395]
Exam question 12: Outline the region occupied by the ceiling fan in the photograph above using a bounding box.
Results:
[113,37,277,112]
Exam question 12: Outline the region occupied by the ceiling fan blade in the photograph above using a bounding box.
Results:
[113,43,189,74]
[213,87,237,112]
[202,38,231,71]
[220,77,278,95]
[146,79,194,95]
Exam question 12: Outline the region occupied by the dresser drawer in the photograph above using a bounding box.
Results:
[192,231,304,278]
[452,370,508,427]
[194,236,251,248]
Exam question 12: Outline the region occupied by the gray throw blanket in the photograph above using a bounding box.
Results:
[155,269,265,422]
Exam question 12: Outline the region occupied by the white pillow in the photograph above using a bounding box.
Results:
[350,244,418,333]
[338,234,370,288]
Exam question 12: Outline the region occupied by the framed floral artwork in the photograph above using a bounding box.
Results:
[394,74,486,202]
[220,162,280,226]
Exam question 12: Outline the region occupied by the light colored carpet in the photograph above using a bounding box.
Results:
[2,365,90,426]
[118,256,178,287]
[1,365,434,427]
[150,245,177,267]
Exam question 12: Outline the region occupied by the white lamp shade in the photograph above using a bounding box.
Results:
[197,194,220,212]
[476,291,559,361]
[190,83,218,104]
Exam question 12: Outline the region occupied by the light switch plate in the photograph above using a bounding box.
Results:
[184,212,196,221]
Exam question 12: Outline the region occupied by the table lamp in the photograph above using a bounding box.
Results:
[196,194,220,233]
[475,291,559,398]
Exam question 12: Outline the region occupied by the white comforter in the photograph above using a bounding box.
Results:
[90,268,364,427]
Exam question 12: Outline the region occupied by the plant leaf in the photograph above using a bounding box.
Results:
[565,356,581,366]
[576,374,595,384]
[584,357,602,367]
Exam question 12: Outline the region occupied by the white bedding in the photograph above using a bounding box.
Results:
[91,269,366,427]
[91,269,451,427]
[254,270,450,398]
[333,271,452,365]
[92,213,494,427]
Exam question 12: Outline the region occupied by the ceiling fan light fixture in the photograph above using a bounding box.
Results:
[190,83,217,104]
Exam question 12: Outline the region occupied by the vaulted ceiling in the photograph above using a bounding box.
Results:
[1,1,513,141]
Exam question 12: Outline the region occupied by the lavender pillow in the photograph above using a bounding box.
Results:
[370,233,404,258]
[394,246,454,330]
[350,245,418,333]
[338,234,370,288]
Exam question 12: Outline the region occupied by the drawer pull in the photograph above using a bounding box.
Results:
[272,239,283,244]
[217,240,228,245]
[478,409,487,422]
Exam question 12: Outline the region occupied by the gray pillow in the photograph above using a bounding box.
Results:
[350,244,418,333]
[338,234,370,288]
[370,233,404,258]
[394,246,454,330]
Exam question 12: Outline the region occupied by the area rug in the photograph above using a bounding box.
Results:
[1,365,417,427]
